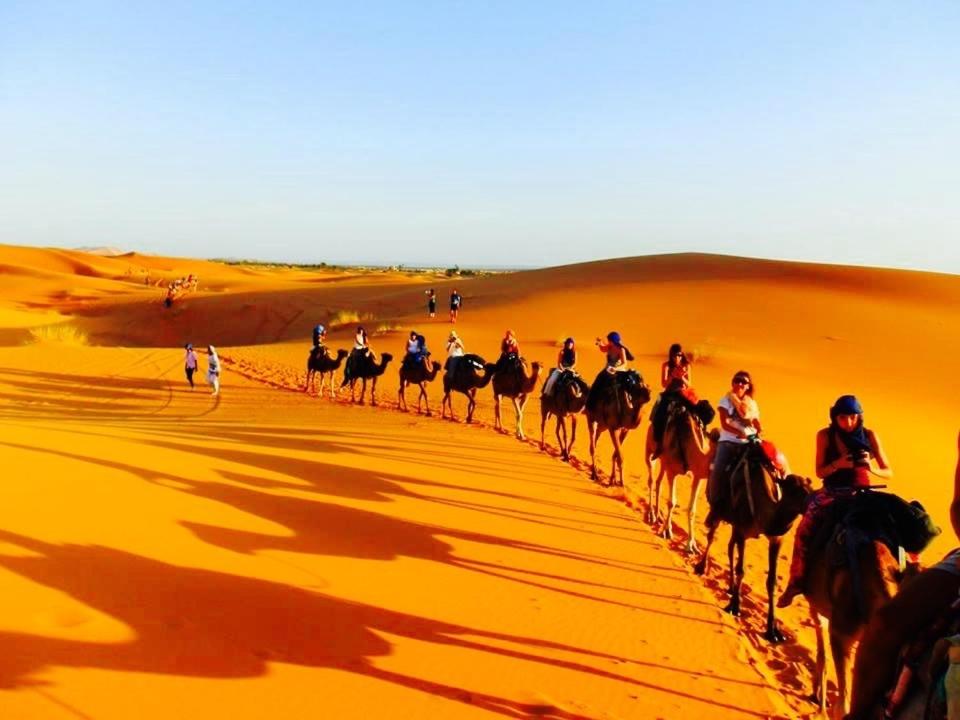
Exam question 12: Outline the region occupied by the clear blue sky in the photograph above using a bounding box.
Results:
[1,2,958,270]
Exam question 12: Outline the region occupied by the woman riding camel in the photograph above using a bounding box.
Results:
[542,337,578,398]
[496,329,521,372]
[404,331,427,370]
[595,332,630,373]
[342,326,371,386]
[445,329,465,376]
[651,344,703,456]
[708,371,760,502]
[778,394,892,608]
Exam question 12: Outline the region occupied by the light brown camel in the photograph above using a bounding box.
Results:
[645,406,716,554]
[539,372,590,462]
[692,443,813,642]
[305,347,349,398]
[806,534,900,719]
[440,354,495,423]
[398,360,442,415]
[343,351,393,406]
[585,370,652,487]
[492,358,543,440]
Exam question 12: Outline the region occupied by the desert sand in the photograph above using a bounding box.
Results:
[1,243,958,719]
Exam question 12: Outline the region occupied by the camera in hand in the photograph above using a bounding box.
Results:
[851,450,870,467]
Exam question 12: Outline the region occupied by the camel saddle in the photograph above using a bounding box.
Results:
[708,442,782,534]
[586,369,644,413]
[814,491,940,564]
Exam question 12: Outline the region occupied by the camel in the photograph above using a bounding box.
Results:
[492,357,543,440]
[305,347,349,398]
[692,443,813,642]
[807,536,900,719]
[398,359,442,415]
[343,351,393,406]
[440,354,496,423]
[585,370,651,487]
[645,403,716,554]
[539,372,590,461]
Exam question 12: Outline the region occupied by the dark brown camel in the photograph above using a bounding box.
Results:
[398,360,442,415]
[585,371,651,487]
[305,348,349,398]
[492,359,543,440]
[692,445,813,643]
[539,372,590,462]
[440,354,495,423]
[344,351,393,406]
[644,408,716,554]
[805,511,902,718]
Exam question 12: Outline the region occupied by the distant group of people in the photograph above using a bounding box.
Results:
[183,343,220,395]
[424,288,462,322]
[164,274,199,308]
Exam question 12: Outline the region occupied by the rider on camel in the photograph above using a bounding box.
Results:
[778,394,892,608]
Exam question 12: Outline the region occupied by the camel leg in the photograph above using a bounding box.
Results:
[513,396,525,440]
[540,408,549,451]
[661,474,677,540]
[764,536,785,643]
[441,391,450,419]
[328,373,337,400]
[556,416,567,461]
[370,377,378,406]
[812,611,827,710]
[493,394,503,432]
[609,428,623,487]
[645,426,658,523]
[466,390,476,424]
[567,415,577,461]
[685,474,704,555]
[693,518,718,576]
[420,383,431,416]
[398,382,406,411]
[724,531,746,616]
[588,421,599,481]
[830,631,854,719]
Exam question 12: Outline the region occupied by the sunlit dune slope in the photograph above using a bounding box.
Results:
[2,241,959,719]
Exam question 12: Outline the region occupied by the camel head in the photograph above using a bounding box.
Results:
[523,361,543,392]
[776,474,814,514]
[335,349,350,360]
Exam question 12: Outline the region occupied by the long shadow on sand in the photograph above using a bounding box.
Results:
[0,531,773,718]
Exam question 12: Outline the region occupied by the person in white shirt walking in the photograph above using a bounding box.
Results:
[207,345,221,396]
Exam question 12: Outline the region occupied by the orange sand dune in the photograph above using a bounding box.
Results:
[2,242,959,718]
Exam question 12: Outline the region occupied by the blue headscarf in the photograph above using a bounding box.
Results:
[830,395,871,453]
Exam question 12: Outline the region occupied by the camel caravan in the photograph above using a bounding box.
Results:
[300,322,960,719]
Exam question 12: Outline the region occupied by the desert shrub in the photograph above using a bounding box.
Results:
[328,309,374,328]
[28,323,89,345]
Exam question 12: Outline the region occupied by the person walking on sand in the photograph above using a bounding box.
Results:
[449,289,462,323]
[184,343,198,390]
[425,289,437,318]
[206,345,221,396]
